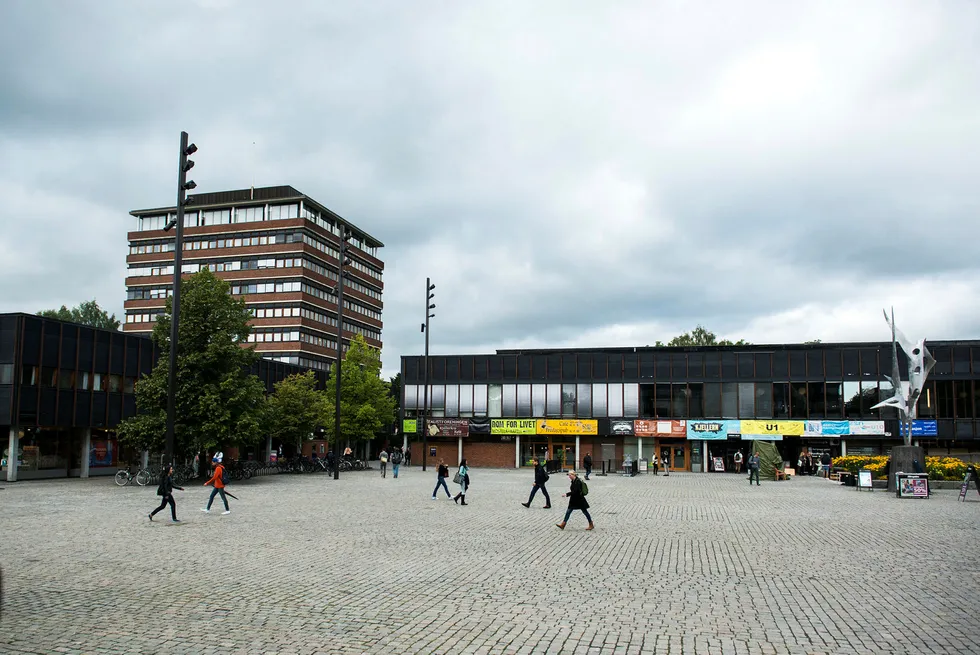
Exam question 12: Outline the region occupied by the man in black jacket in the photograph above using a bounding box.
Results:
[583,452,593,480]
[521,458,552,509]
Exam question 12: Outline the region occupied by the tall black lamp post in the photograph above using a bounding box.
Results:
[333,225,352,480]
[421,278,435,472]
[162,131,197,467]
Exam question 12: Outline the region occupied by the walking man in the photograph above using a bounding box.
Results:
[149,464,184,522]
[734,450,743,474]
[748,451,761,486]
[379,448,388,478]
[556,470,593,531]
[583,452,593,480]
[432,459,452,499]
[391,447,403,478]
[405,446,412,466]
[202,453,231,515]
[521,458,552,509]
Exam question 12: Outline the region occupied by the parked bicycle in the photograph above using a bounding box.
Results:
[114,464,151,487]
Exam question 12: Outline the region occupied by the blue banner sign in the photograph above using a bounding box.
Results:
[899,420,939,437]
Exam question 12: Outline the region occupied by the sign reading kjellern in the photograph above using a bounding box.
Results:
[491,419,537,435]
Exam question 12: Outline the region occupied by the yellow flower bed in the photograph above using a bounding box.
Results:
[833,455,972,480]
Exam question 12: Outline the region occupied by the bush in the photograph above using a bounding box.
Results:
[833,455,972,481]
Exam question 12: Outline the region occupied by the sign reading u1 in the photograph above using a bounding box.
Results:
[490,419,537,435]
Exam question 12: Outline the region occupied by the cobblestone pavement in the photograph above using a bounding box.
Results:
[2,468,980,655]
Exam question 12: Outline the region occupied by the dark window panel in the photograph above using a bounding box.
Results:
[91,393,107,427]
[932,346,952,376]
[404,358,419,383]
[22,318,41,366]
[955,380,973,419]
[562,354,576,380]
[654,383,670,417]
[547,354,562,381]
[687,353,704,378]
[488,356,503,380]
[531,355,546,381]
[592,354,607,380]
[755,383,773,418]
[953,347,971,374]
[446,357,459,382]
[670,353,686,379]
[459,356,474,381]
[18,390,38,425]
[576,354,591,379]
[60,332,78,369]
[502,355,517,380]
[825,382,843,418]
[0,320,17,364]
[789,351,806,379]
[721,352,737,379]
[607,354,623,380]
[109,337,124,375]
[0,388,11,425]
[671,383,688,417]
[139,341,153,376]
[842,350,860,378]
[704,383,721,417]
[75,391,91,425]
[935,380,954,418]
[860,349,878,379]
[624,353,638,379]
[825,350,841,378]
[639,384,655,416]
[42,326,60,368]
[688,383,704,418]
[772,352,788,379]
[517,356,531,380]
[430,358,446,383]
[123,394,136,419]
[808,382,826,417]
[790,382,807,418]
[772,382,790,418]
[806,351,824,379]
[39,388,57,424]
[108,395,122,427]
[704,353,721,379]
[754,353,771,378]
[125,342,139,377]
[95,333,110,371]
[737,353,753,378]
[639,353,655,379]
[655,353,670,380]
[473,356,489,381]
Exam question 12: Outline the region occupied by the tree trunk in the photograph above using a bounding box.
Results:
[888,445,925,493]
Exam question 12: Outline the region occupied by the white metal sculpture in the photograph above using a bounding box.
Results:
[871,307,936,445]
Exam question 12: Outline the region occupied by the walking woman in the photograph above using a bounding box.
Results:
[556,470,594,531]
[149,464,184,522]
[432,459,452,500]
[453,458,469,505]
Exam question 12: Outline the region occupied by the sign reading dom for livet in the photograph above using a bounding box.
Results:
[491,419,537,435]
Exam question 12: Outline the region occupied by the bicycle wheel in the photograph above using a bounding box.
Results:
[135,469,151,486]
[114,470,130,486]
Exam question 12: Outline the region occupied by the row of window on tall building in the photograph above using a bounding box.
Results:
[9,365,137,393]
[403,380,980,420]
[405,348,977,383]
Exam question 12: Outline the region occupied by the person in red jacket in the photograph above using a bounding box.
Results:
[201,452,230,515]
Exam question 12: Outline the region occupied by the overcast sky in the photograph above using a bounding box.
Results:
[1,0,978,377]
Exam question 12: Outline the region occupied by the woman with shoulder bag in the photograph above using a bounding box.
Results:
[149,464,184,523]
[556,470,593,531]
[453,458,469,506]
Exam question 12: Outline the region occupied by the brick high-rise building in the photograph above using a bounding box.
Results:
[125,186,384,371]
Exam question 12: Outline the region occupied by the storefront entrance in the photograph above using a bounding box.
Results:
[656,439,690,471]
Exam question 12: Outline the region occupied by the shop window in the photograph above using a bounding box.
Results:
[825,382,843,417]
[561,384,576,416]
[58,370,74,390]
[721,383,738,418]
[808,382,826,417]
[21,365,38,386]
[843,381,862,418]
[624,383,639,417]
[956,381,974,419]
[607,383,623,416]
[545,384,560,416]
[687,383,704,418]
[488,384,502,417]
[531,384,546,416]
[444,385,459,417]
[704,353,720,379]
[791,382,808,418]
[704,383,721,417]
[639,384,656,416]
[501,385,517,417]
[41,367,58,388]
[738,383,755,417]
[772,383,790,419]
[591,383,607,417]
[755,383,773,418]
[576,384,591,417]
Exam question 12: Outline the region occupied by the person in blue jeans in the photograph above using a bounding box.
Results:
[391,447,403,478]
[748,452,761,486]
[431,460,451,500]
[556,470,593,531]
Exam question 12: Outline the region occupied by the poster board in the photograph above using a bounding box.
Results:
[712,457,725,472]
[897,473,929,498]
[959,473,970,501]
[857,469,873,491]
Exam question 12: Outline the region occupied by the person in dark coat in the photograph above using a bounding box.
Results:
[521,458,552,509]
[556,470,593,531]
[149,464,184,522]
[583,452,593,480]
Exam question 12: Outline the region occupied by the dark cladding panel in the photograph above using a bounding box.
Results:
[75,391,91,425]
[108,395,122,427]
[0,387,11,424]
[42,324,60,368]
[61,328,78,368]
[57,390,73,425]
[0,315,17,364]
[403,357,420,383]
[78,328,94,370]
[125,340,140,377]
[94,332,110,371]
[19,390,38,425]
[109,336,124,375]
[123,394,136,419]
[91,394,107,428]
[22,317,41,366]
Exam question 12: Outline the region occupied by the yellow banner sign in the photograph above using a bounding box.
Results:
[536,419,598,436]
[491,419,537,435]
[739,420,804,436]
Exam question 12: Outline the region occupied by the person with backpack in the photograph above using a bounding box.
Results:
[202,452,231,515]
[583,452,593,480]
[149,464,184,522]
[556,470,593,531]
[390,447,403,478]
[432,459,452,500]
[379,448,389,478]
[521,458,552,509]
[453,458,469,505]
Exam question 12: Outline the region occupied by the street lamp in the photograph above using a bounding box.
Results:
[421,278,435,472]
[333,225,352,480]
[162,131,197,467]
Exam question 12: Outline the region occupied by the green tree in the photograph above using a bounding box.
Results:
[267,371,331,449]
[324,335,396,446]
[116,269,267,458]
[661,325,749,347]
[38,299,120,330]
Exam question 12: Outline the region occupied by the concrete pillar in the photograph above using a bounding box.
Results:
[703,441,709,472]
[637,437,643,461]
[141,450,149,470]
[515,436,521,469]
[266,435,273,462]
[575,436,581,471]
[457,437,463,466]
[840,439,847,457]
[79,428,92,478]
[6,426,18,482]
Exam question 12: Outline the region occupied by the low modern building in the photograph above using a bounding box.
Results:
[1,313,326,481]
[126,185,384,372]
[400,341,980,470]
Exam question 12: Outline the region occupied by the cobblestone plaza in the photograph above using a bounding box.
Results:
[1,468,978,654]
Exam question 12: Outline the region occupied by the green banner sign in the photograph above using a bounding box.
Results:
[402,419,418,434]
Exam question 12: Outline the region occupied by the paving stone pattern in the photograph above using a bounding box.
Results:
[1,468,979,654]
